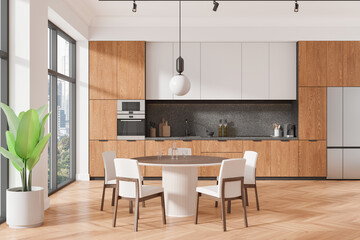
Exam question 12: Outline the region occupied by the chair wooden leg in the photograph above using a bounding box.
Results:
[221,198,227,232]
[100,184,106,211]
[129,200,133,214]
[134,198,139,232]
[112,196,119,227]
[195,192,200,224]
[215,180,219,208]
[161,193,166,224]
[255,185,260,211]
[242,191,248,228]
[246,187,249,206]
[111,188,115,206]
[227,200,231,214]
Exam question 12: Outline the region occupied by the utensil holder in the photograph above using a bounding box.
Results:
[274,129,280,137]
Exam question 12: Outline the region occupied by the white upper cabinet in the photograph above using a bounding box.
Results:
[173,43,201,100]
[269,43,297,100]
[242,43,269,100]
[146,42,174,100]
[201,43,242,100]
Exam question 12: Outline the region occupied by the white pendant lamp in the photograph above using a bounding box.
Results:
[169,0,191,96]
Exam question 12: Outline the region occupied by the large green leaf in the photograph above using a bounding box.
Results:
[15,109,40,159]
[0,146,24,171]
[6,131,18,156]
[0,102,19,137]
[18,111,25,122]
[39,113,50,140]
[27,133,51,171]
[37,104,48,120]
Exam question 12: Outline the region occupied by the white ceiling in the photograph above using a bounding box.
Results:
[65,0,360,28]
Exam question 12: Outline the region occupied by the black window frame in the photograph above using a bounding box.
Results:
[0,0,9,224]
[48,21,76,195]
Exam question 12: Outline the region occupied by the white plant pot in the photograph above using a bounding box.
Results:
[6,186,44,228]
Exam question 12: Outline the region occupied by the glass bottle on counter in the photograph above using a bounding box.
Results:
[171,142,178,160]
[224,119,228,137]
[218,120,223,137]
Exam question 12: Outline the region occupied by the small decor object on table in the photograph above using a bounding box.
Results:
[0,103,51,228]
[273,123,281,137]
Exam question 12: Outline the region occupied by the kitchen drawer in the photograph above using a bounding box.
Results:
[200,140,243,153]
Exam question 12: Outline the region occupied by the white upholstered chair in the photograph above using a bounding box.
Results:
[113,158,166,231]
[100,151,117,211]
[167,147,192,156]
[195,158,248,231]
[243,151,259,210]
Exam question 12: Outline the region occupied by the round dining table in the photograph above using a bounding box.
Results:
[135,155,226,217]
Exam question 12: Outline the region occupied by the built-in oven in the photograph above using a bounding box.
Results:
[117,100,145,140]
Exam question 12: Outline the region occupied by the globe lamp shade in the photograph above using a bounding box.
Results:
[169,74,191,96]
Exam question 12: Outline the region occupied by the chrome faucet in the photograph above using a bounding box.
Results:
[185,119,189,136]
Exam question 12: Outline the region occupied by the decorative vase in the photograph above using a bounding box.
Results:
[6,186,44,228]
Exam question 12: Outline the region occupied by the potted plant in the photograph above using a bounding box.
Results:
[0,103,51,228]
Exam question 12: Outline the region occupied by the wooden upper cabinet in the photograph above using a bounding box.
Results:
[270,140,299,177]
[327,41,344,86]
[89,100,117,140]
[298,41,327,87]
[117,42,145,99]
[299,140,327,177]
[89,140,117,177]
[89,41,118,99]
[343,41,360,86]
[243,140,271,177]
[298,87,327,140]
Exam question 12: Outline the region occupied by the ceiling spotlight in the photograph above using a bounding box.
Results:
[213,0,219,12]
[132,0,137,13]
[294,0,299,13]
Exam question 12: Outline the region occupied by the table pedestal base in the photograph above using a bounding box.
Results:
[162,166,198,217]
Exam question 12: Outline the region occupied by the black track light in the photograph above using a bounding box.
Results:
[294,0,299,13]
[132,0,137,13]
[213,0,219,12]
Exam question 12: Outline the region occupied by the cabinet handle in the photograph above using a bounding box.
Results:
[281,140,290,142]
[99,140,108,142]
[183,140,192,142]
[155,140,164,142]
[308,140,318,142]
[218,140,227,142]
[252,140,262,142]
[127,140,136,142]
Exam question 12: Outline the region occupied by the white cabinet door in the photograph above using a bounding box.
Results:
[269,43,297,100]
[242,43,269,100]
[146,43,173,100]
[327,87,343,147]
[343,149,360,179]
[201,43,242,100]
[173,43,201,100]
[327,149,343,179]
[343,87,360,146]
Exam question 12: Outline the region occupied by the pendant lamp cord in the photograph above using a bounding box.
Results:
[179,0,181,58]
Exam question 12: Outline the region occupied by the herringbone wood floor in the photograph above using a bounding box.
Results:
[1,180,360,240]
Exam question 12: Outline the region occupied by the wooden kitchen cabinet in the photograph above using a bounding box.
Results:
[89,100,117,140]
[343,41,360,86]
[117,41,145,99]
[89,41,118,99]
[299,140,327,177]
[144,140,201,177]
[117,140,145,175]
[298,87,327,140]
[89,140,117,177]
[298,41,327,87]
[270,140,299,177]
[243,140,271,177]
[200,140,243,153]
[327,41,344,86]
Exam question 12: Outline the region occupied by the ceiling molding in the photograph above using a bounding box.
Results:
[64,0,96,26]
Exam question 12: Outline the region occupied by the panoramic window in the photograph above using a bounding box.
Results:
[0,0,8,224]
[48,22,76,194]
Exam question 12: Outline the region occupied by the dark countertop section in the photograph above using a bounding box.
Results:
[145,136,298,141]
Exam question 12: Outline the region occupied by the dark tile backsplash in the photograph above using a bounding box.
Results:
[146,100,298,137]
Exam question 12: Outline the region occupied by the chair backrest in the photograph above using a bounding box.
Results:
[114,158,142,198]
[218,158,246,198]
[243,151,258,184]
[167,148,192,156]
[102,151,116,183]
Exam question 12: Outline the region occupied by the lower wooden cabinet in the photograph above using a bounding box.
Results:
[89,140,117,177]
[299,140,327,177]
[243,140,271,177]
[270,140,299,177]
[118,140,145,176]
